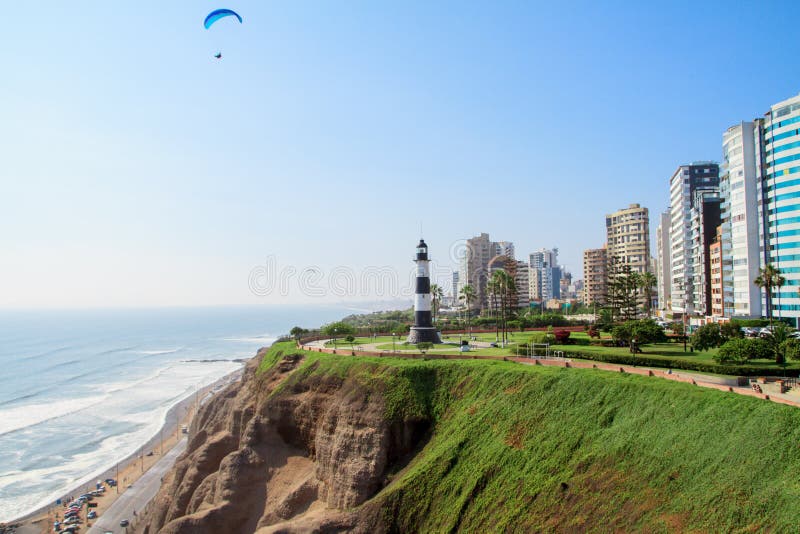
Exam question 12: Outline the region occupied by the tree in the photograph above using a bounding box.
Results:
[638,271,657,317]
[322,321,356,345]
[289,326,309,341]
[754,264,785,325]
[691,323,724,352]
[431,284,444,325]
[605,257,639,321]
[459,284,476,336]
[719,320,743,342]
[611,319,668,353]
[488,269,517,347]
[763,323,792,364]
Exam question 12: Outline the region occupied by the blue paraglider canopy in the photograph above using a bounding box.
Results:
[204,9,242,29]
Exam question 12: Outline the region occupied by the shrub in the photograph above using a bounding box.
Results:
[783,338,800,361]
[563,347,800,377]
[345,335,355,343]
[528,332,554,344]
[691,323,723,352]
[715,338,771,364]
[554,330,571,344]
[716,338,750,364]
[612,319,668,348]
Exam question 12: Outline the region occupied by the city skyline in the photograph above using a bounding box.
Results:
[3,2,800,308]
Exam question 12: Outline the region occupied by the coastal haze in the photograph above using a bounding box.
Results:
[3,2,800,308]
[0,306,348,523]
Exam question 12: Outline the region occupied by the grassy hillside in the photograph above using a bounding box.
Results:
[260,342,800,532]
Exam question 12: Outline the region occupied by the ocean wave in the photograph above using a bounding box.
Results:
[0,388,51,408]
[137,347,184,355]
[0,396,107,437]
[17,345,74,362]
[95,345,139,356]
[218,335,276,344]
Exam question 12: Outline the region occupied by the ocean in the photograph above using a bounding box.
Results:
[0,305,351,523]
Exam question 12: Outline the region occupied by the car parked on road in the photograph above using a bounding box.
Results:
[87,511,97,519]
[120,519,129,527]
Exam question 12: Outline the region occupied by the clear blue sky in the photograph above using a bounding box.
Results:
[2,1,799,308]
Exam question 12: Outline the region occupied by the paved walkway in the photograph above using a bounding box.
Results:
[87,437,188,534]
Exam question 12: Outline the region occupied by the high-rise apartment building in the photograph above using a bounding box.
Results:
[689,189,721,316]
[669,163,720,317]
[605,204,651,273]
[710,225,724,317]
[529,248,559,302]
[461,233,496,310]
[451,271,459,304]
[514,261,531,309]
[762,93,800,325]
[720,122,763,318]
[583,247,607,305]
[656,210,672,312]
[486,255,529,310]
[495,241,515,259]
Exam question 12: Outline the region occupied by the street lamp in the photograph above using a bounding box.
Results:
[333,327,338,349]
[392,333,397,353]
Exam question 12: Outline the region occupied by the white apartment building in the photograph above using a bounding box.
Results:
[656,210,671,312]
[720,122,762,318]
[529,248,559,302]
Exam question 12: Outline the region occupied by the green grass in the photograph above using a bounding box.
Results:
[260,341,800,532]
[323,336,396,348]
[319,331,800,375]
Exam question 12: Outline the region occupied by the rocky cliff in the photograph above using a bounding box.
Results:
[138,342,800,533]
[138,346,428,534]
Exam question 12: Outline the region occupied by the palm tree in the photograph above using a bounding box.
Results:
[431,284,444,326]
[459,284,476,337]
[628,271,642,319]
[489,269,516,346]
[487,275,500,341]
[755,264,785,325]
[638,271,657,318]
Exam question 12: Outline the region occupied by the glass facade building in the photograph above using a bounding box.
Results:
[763,93,800,323]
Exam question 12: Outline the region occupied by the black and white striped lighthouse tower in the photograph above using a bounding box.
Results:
[407,239,442,344]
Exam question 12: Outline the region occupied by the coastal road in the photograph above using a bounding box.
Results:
[87,437,188,534]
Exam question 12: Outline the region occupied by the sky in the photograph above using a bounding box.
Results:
[2,1,800,308]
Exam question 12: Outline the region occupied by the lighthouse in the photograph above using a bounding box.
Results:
[407,239,442,344]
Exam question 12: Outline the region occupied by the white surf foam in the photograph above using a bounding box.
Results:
[0,396,107,437]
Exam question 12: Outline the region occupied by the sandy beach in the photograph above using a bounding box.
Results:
[8,367,244,534]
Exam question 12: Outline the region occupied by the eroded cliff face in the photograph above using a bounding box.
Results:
[138,349,426,534]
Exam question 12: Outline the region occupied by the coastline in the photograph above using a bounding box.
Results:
[9,365,245,532]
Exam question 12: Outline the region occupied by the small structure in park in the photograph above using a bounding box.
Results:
[407,239,442,344]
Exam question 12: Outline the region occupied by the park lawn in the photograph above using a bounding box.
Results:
[322,330,800,374]
[324,336,396,348]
